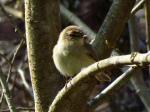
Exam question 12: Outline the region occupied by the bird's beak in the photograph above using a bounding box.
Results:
[83,35,91,43]
[83,35,88,38]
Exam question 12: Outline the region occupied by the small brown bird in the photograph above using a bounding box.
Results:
[52,25,110,81]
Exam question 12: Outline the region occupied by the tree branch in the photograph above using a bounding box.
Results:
[49,51,150,112]
[92,0,135,59]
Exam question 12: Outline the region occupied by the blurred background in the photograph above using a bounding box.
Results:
[0,0,149,112]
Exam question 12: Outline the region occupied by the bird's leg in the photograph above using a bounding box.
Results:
[65,76,69,88]
[65,76,73,88]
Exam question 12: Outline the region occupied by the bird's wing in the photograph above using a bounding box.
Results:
[84,38,111,82]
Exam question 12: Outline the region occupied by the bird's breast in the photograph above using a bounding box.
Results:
[53,44,95,77]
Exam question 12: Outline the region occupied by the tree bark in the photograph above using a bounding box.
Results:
[24,0,62,111]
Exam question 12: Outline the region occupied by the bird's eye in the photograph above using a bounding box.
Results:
[67,30,84,38]
[70,32,83,37]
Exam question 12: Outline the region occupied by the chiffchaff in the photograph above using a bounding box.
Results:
[53,25,110,81]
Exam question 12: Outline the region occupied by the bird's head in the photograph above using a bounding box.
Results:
[58,25,87,46]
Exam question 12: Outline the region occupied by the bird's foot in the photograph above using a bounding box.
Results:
[65,77,73,88]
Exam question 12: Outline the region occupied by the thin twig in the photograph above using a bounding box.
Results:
[4,6,23,19]
[0,53,11,66]
[131,0,145,16]
[0,39,24,105]
[0,67,17,112]
[7,39,24,82]
[2,107,34,112]
[88,67,136,107]
[17,53,33,97]
[17,68,33,97]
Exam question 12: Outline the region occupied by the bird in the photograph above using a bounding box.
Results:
[52,25,110,81]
